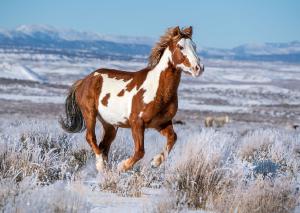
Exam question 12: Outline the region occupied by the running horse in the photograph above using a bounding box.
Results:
[60,26,204,172]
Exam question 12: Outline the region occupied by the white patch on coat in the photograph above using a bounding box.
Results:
[138,111,143,118]
[139,48,171,104]
[94,72,100,76]
[97,48,172,125]
[98,74,133,124]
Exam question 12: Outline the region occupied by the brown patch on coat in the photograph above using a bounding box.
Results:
[117,89,125,96]
[125,68,149,92]
[95,68,133,82]
[101,93,110,106]
[94,67,149,93]
[130,89,146,117]
[76,71,103,111]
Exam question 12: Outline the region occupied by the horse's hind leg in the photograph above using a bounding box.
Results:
[98,121,118,164]
[80,108,105,171]
[151,120,177,167]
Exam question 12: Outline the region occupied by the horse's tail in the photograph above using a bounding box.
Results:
[59,79,86,133]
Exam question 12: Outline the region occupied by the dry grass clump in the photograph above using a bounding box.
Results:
[238,129,274,161]
[1,177,90,213]
[0,135,66,183]
[149,196,177,213]
[0,124,92,212]
[69,149,91,169]
[0,130,91,184]
[0,177,36,211]
[238,128,300,176]
[214,176,298,213]
[165,130,235,210]
[164,128,300,212]
[167,153,226,209]
[99,169,145,197]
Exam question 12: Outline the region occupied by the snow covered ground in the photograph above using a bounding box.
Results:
[0,46,300,212]
[0,117,300,212]
[0,51,299,125]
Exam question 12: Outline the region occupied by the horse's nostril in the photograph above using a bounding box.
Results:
[195,65,199,70]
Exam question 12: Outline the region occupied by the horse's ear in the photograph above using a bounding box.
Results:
[172,26,181,36]
[182,26,193,38]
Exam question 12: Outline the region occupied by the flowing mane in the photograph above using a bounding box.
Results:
[148,26,192,69]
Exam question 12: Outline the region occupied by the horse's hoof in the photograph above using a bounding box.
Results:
[151,153,164,168]
[117,161,125,172]
[96,154,106,172]
[117,160,130,172]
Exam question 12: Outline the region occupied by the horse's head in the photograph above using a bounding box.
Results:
[169,26,204,77]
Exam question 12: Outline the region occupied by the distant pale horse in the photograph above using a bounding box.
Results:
[60,26,204,172]
[204,115,230,128]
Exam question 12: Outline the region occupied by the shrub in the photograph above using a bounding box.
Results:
[99,169,145,197]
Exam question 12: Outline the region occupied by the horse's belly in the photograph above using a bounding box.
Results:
[98,96,131,125]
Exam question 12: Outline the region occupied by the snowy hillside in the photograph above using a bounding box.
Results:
[0,25,300,63]
[0,25,152,61]
[0,63,45,82]
[0,24,155,45]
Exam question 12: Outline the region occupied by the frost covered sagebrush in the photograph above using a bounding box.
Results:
[164,128,300,212]
[0,120,92,212]
[99,169,145,197]
[0,129,90,184]
[214,175,298,213]
[165,129,237,210]
[1,119,300,212]
[0,177,90,213]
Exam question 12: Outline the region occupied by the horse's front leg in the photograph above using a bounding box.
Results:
[151,120,177,167]
[118,118,145,172]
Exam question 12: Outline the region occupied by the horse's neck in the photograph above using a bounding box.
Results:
[151,47,172,74]
[144,48,181,102]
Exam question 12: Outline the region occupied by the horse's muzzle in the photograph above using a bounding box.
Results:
[193,63,204,77]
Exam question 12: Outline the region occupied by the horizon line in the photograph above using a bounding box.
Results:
[1,24,299,50]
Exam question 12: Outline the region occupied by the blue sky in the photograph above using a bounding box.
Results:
[0,0,299,48]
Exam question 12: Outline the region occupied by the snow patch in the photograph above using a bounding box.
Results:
[0,63,46,82]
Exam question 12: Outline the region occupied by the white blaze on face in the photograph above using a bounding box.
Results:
[176,38,203,77]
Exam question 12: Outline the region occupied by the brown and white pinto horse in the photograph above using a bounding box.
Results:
[60,26,204,172]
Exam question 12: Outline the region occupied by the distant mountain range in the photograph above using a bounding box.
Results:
[201,42,300,62]
[0,25,299,63]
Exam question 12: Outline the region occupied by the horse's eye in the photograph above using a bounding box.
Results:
[178,45,184,50]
